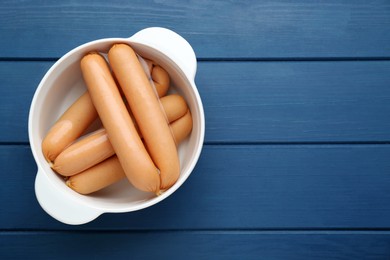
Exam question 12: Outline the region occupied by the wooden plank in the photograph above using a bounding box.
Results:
[3,144,390,229]
[1,1,390,58]
[1,231,390,259]
[199,61,390,143]
[3,60,390,143]
[0,61,52,143]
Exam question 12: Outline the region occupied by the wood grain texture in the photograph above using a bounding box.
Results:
[0,0,389,58]
[1,0,390,256]
[2,145,390,230]
[3,60,390,143]
[0,61,52,143]
[1,231,390,259]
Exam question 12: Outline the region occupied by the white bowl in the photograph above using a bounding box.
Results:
[28,27,205,225]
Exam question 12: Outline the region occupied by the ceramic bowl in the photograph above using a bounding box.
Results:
[28,27,205,225]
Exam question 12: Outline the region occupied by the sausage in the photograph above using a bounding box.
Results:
[53,94,188,176]
[160,94,188,123]
[41,91,98,162]
[41,60,170,163]
[151,65,170,98]
[108,44,180,190]
[170,110,193,145]
[80,52,160,193]
[52,128,113,176]
[144,58,153,72]
[67,111,193,194]
[142,58,170,98]
[66,156,124,195]
[66,156,126,194]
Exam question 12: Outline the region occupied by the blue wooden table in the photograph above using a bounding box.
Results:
[1,1,390,259]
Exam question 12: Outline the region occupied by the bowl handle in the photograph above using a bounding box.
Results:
[129,27,197,80]
[35,169,102,225]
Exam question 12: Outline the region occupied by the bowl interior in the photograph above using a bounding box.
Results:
[30,39,203,212]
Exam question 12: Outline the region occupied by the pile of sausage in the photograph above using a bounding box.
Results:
[41,44,193,195]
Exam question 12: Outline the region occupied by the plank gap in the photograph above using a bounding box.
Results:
[2,229,390,235]
[2,57,390,62]
[4,142,390,147]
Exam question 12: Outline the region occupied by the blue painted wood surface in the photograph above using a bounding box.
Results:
[1,1,390,58]
[1,232,390,259]
[2,145,390,230]
[1,0,390,259]
[2,61,390,143]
